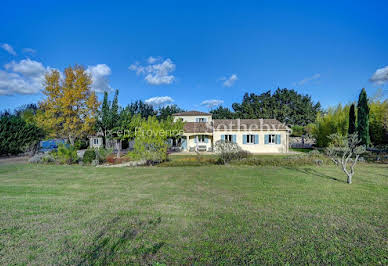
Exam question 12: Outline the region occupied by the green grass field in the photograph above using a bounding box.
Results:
[0,163,387,264]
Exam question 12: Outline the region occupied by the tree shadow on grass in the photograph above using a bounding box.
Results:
[285,167,344,183]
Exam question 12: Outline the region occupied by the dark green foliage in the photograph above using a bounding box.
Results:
[348,104,356,135]
[0,115,44,155]
[157,105,184,121]
[96,90,120,140]
[210,106,235,119]
[83,149,96,164]
[356,89,370,146]
[291,125,305,137]
[232,88,321,125]
[125,100,157,118]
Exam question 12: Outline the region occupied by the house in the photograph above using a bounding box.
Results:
[172,111,291,153]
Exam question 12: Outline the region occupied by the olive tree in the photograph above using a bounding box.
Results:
[326,133,366,184]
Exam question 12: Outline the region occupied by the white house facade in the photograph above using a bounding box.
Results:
[172,111,291,153]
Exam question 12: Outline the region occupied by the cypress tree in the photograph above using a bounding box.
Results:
[356,88,370,146]
[348,104,356,135]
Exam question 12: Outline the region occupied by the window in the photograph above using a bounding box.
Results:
[224,134,233,142]
[268,134,275,144]
[246,135,255,144]
[197,118,207,122]
[197,135,206,143]
[93,138,99,145]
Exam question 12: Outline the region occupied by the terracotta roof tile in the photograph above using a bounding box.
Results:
[183,122,213,133]
[173,110,211,116]
[213,119,289,131]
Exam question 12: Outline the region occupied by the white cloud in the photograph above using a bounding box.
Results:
[220,74,238,87]
[145,96,174,106]
[370,66,388,85]
[1,43,16,56]
[0,59,48,95]
[201,99,224,108]
[86,64,112,93]
[297,73,320,85]
[0,60,112,95]
[22,48,36,54]
[129,57,175,85]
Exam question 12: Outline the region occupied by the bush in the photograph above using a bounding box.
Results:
[96,147,113,163]
[214,140,250,164]
[0,115,44,155]
[83,149,96,164]
[52,144,78,164]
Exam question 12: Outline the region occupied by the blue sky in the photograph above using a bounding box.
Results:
[1,0,387,111]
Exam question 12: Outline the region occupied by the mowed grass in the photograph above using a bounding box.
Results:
[0,163,387,265]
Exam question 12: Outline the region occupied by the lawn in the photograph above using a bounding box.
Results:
[0,163,387,264]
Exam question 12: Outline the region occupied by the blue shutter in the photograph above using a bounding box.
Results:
[221,135,225,141]
[276,134,281,144]
[243,135,247,144]
[194,136,198,143]
[254,135,259,144]
[205,136,208,143]
[265,135,269,144]
[232,135,236,143]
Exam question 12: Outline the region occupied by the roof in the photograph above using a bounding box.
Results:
[213,119,289,131]
[183,122,213,133]
[172,110,211,116]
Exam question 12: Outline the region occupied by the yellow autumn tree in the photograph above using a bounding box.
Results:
[36,65,99,144]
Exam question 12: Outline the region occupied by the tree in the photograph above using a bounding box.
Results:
[232,88,321,125]
[348,104,356,135]
[0,115,44,155]
[133,116,168,163]
[357,88,370,146]
[157,104,184,121]
[125,100,157,118]
[369,92,388,145]
[96,89,120,143]
[36,66,99,144]
[210,106,235,119]
[311,104,350,147]
[326,133,366,184]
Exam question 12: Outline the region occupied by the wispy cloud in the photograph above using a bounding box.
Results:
[145,96,174,106]
[370,66,388,85]
[86,64,112,93]
[22,48,36,54]
[201,99,224,108]
[296,73,321,86]
[1,43,16,55]
[129,57,175,85]
[220,74,238,87]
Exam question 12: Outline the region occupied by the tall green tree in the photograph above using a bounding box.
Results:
[356,88,370,146]
[157,104,184,121]
[210,106,235,119]
[232,88,321,125]
[125,100,157,118]
[348,104,356,135]
[96,89,120,141]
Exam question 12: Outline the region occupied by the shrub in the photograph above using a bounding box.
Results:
[83,149,96,164]
[52,144,78,164]
[0,115,44,155]
[214,140,250,164]
[96,147,113,163]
